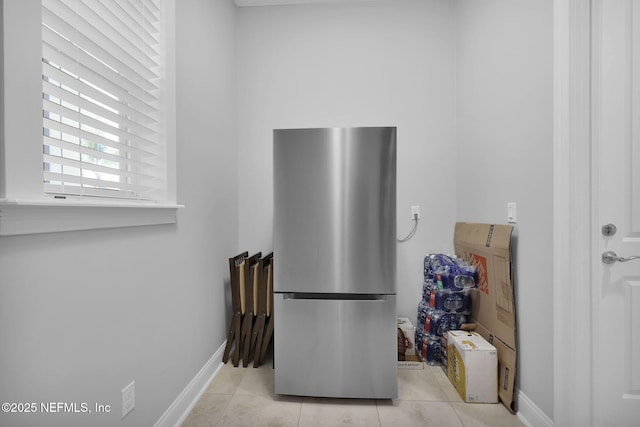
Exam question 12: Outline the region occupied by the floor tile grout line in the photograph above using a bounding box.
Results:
[214,393,235,426]
[295,396,303,427]
[374,399,383,427]
[445,401,467,427]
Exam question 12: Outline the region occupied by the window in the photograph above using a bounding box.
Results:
[42,0,165,201]
[0,1,178,236]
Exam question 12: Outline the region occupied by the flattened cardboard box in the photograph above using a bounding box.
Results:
[454,222,516,413]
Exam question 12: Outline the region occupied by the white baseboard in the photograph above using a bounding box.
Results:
[154,341,227,427]
[516,388,554,427]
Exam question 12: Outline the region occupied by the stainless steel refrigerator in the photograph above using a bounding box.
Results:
[273,127,397,399]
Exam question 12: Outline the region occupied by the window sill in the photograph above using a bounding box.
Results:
[0,198,184,236]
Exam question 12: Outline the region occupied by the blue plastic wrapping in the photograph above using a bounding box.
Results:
[423,253,478,290]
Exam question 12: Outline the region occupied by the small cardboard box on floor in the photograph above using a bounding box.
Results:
[397,317,424,369]
[447,330,498,403]
[454,222,516,413]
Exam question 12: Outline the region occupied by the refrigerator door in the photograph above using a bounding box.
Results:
[274,293,398,398]
[273,127,396,295]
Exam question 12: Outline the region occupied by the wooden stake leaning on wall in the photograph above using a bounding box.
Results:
[252,253,273,367]
[235,259,247,366]
[223,251,248,366]
[240,252,261,367]
[258,258,275,366]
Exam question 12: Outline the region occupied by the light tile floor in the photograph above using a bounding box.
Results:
[181,351,525,427]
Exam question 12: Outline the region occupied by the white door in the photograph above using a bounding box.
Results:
[593,0,640,424]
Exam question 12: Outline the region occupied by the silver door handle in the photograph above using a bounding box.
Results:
[602,251,640,264]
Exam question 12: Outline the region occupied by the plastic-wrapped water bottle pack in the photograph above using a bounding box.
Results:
[423,253,478,291]
[416,254,478,367]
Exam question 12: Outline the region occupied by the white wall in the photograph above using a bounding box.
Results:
[236,0,458,322]
[455,0,554,419]
[236,0,554,421]
[0,1,238,426]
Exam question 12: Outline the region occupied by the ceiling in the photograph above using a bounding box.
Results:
[234,0,382,6]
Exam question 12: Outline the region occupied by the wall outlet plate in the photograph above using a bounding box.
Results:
[411,205,420,220]
[122,381,135,419]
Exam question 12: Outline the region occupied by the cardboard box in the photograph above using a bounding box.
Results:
[398,349,424,369]
[447,330,498,403]
[398,317,424,369]
[474,323,516,408]
[454,222,516,412]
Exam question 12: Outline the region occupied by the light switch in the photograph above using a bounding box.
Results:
[507,202,517,224]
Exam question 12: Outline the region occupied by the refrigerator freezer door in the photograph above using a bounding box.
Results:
[273,127,396,295]
[274,294,398,399]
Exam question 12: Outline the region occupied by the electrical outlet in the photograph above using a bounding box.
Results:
[411,205,420,220]
[122,381,135,419]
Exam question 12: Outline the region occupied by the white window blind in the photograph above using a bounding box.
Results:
[41,0,165,201]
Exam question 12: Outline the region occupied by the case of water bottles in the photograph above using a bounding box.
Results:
[415,254,478,366]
